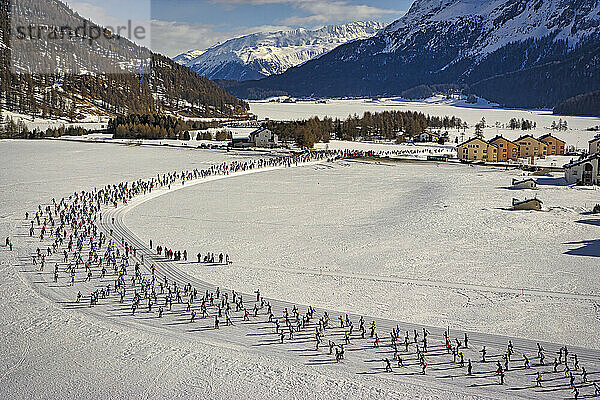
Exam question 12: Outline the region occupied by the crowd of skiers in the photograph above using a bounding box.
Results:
[10,148,599,399]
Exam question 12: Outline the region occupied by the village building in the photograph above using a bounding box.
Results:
[538,134,566,155]
[250,128,279,148]
[414,129,450,143]
[416,131,440,142]
[515,135,548,158]
[457,138,498,162]
[230,136,252,148]
[564,153,600,185]
[589,136,600,155]
[489,135,519,162]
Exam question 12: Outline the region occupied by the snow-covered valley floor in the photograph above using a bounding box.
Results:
[1,139,599,399]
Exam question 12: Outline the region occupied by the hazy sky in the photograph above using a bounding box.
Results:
[64,0,412,57]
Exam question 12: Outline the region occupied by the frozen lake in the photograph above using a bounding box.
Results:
[250,98,600,149]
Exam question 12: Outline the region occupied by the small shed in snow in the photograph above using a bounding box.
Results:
[511,178,537,189]
[512,198,543,211]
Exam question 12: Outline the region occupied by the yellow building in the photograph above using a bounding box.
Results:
[489,135,519,161]
[457,138,498,162]
[538,134,566,155]
[516,135,548,158]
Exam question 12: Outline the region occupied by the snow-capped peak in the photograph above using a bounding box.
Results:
[174,21,385,81]
[173,49,206,65]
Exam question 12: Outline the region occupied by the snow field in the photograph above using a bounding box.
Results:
[126,161,600,348]
[0,140,496,399]
[1,139,600,399]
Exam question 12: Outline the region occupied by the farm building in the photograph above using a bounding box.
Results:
[564,154,600,185]
[250,128,279,148]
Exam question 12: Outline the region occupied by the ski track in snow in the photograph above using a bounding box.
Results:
[101,164,600,398]
[126,159,600,349]
[192,263,600,303]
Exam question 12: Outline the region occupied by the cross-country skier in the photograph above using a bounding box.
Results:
[384,358,392,373]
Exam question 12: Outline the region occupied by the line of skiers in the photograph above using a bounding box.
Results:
[20,150,343,310]
[197,252,230,264]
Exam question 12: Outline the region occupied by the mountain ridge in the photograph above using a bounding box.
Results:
[174,21,384,81]
[219,0,600,108]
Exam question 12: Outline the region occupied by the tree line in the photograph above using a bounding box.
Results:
[508,118,536,130]
[109,114,222,140]
[0,115,88,139]
[264,111,464,148]
[550,119,569,131]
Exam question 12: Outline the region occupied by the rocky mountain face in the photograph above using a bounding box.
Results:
[174,21,384,81]
[222,0,600,108]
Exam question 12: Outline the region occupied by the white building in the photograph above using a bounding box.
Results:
[564,154,600,185]
[250,128,278,148]
[416,132,439,142]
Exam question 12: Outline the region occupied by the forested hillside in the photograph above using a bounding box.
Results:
[554,91,600,117]
[109,114,221,140]
[0,0,248,122]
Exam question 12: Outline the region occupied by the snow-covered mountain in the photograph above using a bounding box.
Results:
[383,0,600,59]
[223,0,600,108]
[174,21,384,81]
[172,49,205,65]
